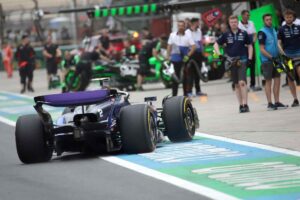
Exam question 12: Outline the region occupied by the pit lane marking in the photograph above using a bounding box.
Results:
[0,116,15,126]
[196,132,300,157]
[1,91,300,199]
[0,111,239,200]
[103,133,300,200]
[192,161,300,190]
[140,142,245,163]
[102,156,239,200]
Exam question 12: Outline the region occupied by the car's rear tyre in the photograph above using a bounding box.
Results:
[15,114,53,164]
[120,104,156,153]
[163,96,195,142]
[188,59,209,83]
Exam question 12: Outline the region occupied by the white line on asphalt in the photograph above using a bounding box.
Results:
[0,106,236,199]
[196,132,300,157]
[0,91,33,99]
[102,156,239,200]
[0,116,16,127]
[101,133,300,200]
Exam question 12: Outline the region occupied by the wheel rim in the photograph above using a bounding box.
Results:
[148,111,156,145]
[184,106,195,137]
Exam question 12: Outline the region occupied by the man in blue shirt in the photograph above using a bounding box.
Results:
[278,9,300,107]
[214,15,253,113]
[258,14,288,110]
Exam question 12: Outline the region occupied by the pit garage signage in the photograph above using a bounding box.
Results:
[202,8,223,27]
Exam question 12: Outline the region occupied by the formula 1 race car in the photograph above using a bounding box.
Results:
[62,58,173,92]
[15,89,199,164]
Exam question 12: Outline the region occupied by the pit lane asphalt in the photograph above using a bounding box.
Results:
[0,69,299,199]
[0,122,208,200]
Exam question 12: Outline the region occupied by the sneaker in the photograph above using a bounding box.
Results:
[232,83,235,91]
[20,88,25,94]
[275,102,288,110]
[291,99,299,107]
[239,105,245,113]
[136,86,144,91]
[196,92,207,97]
[243,104,250,113]
[267,103,277,111]
[28,87,35,92]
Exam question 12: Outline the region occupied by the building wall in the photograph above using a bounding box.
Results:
[259,0,300,13]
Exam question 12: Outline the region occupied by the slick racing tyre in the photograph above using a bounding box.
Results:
[163,96,196,142]
[120,104,156,153]
[15,114,53,164]
[188,59,209,83]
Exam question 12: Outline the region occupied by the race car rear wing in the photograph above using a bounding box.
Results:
[34,89,118,107]
[33,89,117,130]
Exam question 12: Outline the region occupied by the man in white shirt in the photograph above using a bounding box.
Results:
[238,10,257,90]
[167,20,196,96]
[185,18,207,96]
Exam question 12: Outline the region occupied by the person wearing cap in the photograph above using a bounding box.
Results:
[166,20,196,96]
[15,35,36,93]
